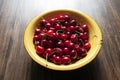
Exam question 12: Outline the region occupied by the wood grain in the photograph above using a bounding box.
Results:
[0,0,120,80]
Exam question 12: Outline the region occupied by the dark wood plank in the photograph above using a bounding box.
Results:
[0,0,120,80]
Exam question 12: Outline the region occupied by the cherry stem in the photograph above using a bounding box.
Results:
[79,39,84,46]
[46,53,48,67]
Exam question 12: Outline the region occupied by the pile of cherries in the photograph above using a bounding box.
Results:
[33,15,91,65]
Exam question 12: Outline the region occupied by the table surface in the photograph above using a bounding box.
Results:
[0,0,120,80]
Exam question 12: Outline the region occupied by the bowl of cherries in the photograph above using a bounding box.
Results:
[24,9,102,71]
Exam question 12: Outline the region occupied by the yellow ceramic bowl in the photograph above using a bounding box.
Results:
[24,9,102,71]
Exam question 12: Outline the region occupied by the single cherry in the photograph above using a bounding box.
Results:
[62,56,71,64]
[45,22,52,30]
[82,24,88,32]
[57,41,64,48]
[70,20,77,26]
[33,35,39,42]
[70,34,78,43]
[68,42,75,50]
[84,42,91,51]
[53,56,61,64]
[64,40,70,47]
[69,50,77,60]
[40,19,47,26]
[55,48,63,56]
[45,48,54,56]
[35,29,42,35]
[36,45,44,55]
[63,47,69,55]
[61,34,68,40]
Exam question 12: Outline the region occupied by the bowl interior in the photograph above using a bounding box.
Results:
[24,9,102,71]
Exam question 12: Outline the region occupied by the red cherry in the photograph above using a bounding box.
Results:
[80,48,86,54]
[64,15,70,21]
[47,30,54,36]
[81,53,87,57]
[58,15,65,20]
[69,50,77,60]
[55,48,63,56]
[63,47,69,55]
[79,33,87,40]
[40,19,47,26]
[62,56,71,64]
[57,41,64,48]
[35,29,42,35]
[75,44,81,52]
[33,35,39,42]
[38,33,45,40]
[84,42,91,51]
[49,18,56,25]
[64,21,70,27]
[69,26,76,33]
[42,29,47,33]
[70,34,78,43]
[36,45,44,55]
[70,20,77,26]
[34,41,40,46]
[61,34,68,40]
[41,39,48,48]
[55,24,61,30]
[45,48,54,56]
[78,27,84,33]
[50,54,57,62]
[55,33,61,40]
[53,56,61,64]
[50,27,55,32]
[64,40,70,47]
[82,24,88,32]
[48,40,54,48]
[68,42,75,50]
[45,22,52,30]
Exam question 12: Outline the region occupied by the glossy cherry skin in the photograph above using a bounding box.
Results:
[61,34,68,40]
[33,35,39,42]
[55,24,61,31]
[64,40,70,47]
[70,20,77,26]
[64,15,70,21]
[84,42,91,51]
[62,56,71,64]
[69,26,76,33]
[57,41,64,48]
[64,21,70,27]
[45,48,54,57]
[53,56,61,64]
[41,39,48,48]
[70,34,78,43]
[38,33,45,40]
[69,50,77,60]
[45,22,52,30]
[35,29,42,35]
[55,48,63,56]
[36,45,44,55]
[82,24,88,32]
[40,19,47,26]
[49,18,57,25]
[68,42,75,50]
[63,47,69,55]
[79,33,87,40]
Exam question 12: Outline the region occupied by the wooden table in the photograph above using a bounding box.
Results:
[0,0,120,80]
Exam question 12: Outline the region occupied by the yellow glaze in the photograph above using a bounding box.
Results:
[24,9,102,71]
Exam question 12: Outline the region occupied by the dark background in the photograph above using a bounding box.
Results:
[0,0,120,80]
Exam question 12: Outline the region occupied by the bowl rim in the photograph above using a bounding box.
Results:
[24,9,102,71]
